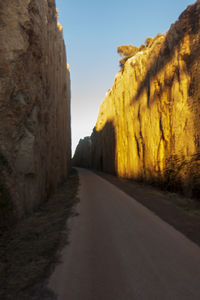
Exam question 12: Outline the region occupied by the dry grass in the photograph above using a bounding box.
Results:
[0,168,79,300]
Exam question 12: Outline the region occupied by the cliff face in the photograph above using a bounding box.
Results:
[73,137,92,169]
[0,0,71,223]
[74,1,200,198]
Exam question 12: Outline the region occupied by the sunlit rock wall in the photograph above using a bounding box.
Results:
[0,0,71,223]
[74,1,200,197]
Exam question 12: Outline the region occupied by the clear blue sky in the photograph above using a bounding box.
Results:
[56,0,195,155]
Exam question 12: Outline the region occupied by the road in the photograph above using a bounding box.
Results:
[49,168,200,300]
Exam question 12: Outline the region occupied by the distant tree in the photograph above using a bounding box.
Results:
[139,44,146,51]
[117,45,139,57]
[117,45,139,70]
[119,57,129,68]
[145,37,153,47]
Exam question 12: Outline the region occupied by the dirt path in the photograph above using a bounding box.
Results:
[49,168,200,300]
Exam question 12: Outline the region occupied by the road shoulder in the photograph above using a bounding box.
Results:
[95,171,200,247]
[0,169,79,300]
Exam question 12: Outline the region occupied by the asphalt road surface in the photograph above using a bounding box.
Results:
[49,168,200,300]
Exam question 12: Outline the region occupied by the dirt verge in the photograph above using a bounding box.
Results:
[0,168,79,300]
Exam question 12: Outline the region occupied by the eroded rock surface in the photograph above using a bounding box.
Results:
[74,1,200,198]
[0,0,71,223]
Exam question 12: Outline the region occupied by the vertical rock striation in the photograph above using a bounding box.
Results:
[0,0,71,223]
[74,1,200,198]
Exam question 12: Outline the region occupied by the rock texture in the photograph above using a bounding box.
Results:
[0,0,71,224]
[74,1,200,198]
[73,137,92,169]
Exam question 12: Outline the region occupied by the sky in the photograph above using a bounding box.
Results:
[55,0,195,155]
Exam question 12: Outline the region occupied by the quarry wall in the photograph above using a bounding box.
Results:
[0,0,71,224]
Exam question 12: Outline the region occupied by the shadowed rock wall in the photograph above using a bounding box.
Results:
[0,0,71,223]
[74,1,200,198]
[73,137,92,169]
[73,122,116,174]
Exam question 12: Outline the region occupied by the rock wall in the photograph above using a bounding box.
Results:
[73,137,92,169]
[0,0,71,224]
[74,1,200,198]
